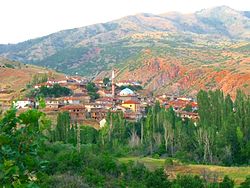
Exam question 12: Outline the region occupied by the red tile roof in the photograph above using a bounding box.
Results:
[189,102,198,108]
[60,105,85,110]
[96,97,114,102]
[63,97,81,100]
[123,100,140,104]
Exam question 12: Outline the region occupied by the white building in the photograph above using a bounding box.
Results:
[63,97,80,105]
[99,119,107,128]
[13,100,32,109]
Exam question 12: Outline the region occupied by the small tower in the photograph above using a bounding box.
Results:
[111,69,115,98]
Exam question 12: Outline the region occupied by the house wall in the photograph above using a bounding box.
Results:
[122,103,138,112]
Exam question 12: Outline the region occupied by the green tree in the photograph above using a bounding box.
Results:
[172,175,204,188]
[219,175,234,188]
[53,112,71,143]
[240,176,250,188]
[145,168,171,188]
[103,77,110,86]
[86,82,99,100]
[0,108,48,186]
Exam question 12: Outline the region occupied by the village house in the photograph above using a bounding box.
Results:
[116,80,141,87]
[93,79,104,87]
[69,76,86,83]
[66,76,77,83]
[176,110,199,120]
[84,103,103,112]
[121,100,140,112]
[95,97,114,105]
[62,97,81,105]
[89,108,108,121]
[47,78,67,84]
[165,99,189,111]
[60,105,87,124]
[124,111,143,122]
[99,118,107,128]
[72,93,91,104]
[73,87,84,94]
[13,99,35,109]
[34,82,53,89]
[155,94,169,104]
[66,83,79,91]
[94,97,114,110]
[97,89,113,97]
[189,101,198,111]
[177,96,193,101]
[0,88,14,94]
[44,98,63,110]
[113,105,130,113]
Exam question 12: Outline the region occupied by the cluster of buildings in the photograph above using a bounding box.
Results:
[156,94,199,120]
[13,71,199,128]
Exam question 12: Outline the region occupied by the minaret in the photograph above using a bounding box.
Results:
[111,70,115,98]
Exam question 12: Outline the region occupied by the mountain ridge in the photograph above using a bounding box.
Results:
[0,6,249,97]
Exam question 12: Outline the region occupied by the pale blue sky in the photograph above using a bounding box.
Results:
[0,0,249,44]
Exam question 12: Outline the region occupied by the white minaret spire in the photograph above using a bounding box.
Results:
[112,69,115,79]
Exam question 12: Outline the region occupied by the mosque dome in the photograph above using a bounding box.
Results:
[119,88,134,96]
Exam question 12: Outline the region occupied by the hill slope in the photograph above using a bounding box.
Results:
[0,58,64,104]
[0,6,249,96]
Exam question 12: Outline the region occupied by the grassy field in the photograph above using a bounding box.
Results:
[119,157,250,185]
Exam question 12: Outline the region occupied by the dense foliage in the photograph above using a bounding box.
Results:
[197,90,250,165]
[27,83,73,98]
[0,108,209,187]
[86,82,99,100]
[0,108,50,186]
[103,77,110,86]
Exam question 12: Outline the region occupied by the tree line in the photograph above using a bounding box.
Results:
[1,108,249,187]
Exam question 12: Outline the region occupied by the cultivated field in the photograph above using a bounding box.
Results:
[119,157,250,186]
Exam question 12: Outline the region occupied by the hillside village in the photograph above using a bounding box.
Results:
[1,5,250,187]
[12,71,198,128]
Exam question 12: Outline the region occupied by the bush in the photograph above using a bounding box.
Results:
[145,168,171,188]
[240,176,250,188]
[173,175,204,188]
[4,63,15,68]
[219,175,234,188]
[164,158,174,167]
[152,153,160,159]
[82,167,105,187]
[44,173,90,188]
